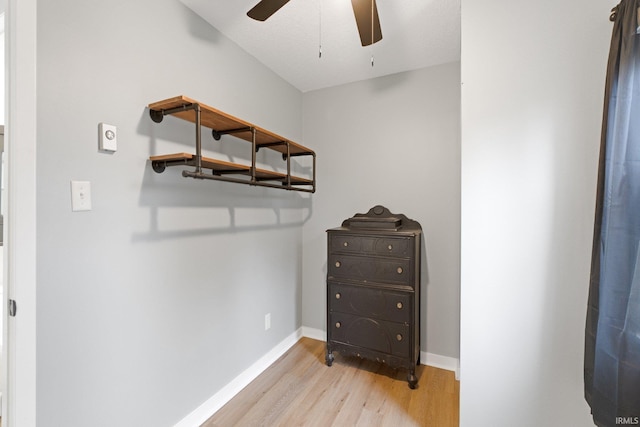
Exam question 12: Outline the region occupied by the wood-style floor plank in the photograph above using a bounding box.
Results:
[202,338,459,427]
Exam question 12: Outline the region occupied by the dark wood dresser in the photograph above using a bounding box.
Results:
[325,205,422,388]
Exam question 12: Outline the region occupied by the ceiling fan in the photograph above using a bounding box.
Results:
[247,0,383,47]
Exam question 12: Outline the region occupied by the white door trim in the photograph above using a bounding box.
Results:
[3,0,37,425]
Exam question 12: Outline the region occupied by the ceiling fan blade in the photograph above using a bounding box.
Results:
[247,0,291,21]
[351,0,383,46]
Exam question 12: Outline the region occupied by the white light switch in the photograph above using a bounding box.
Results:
[71,181,92,212]
[99,123,117,152]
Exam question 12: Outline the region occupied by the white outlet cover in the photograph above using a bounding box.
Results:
[71,180,92,212]
[99,123,117,152]
[265,313,271,330]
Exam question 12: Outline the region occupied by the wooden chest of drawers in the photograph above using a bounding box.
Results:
[325,205,422,388]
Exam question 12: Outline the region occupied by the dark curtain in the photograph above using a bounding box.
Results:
[585,1,640,426]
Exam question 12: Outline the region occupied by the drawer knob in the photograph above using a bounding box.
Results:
[335,293,341,300]
[335,322,342,328]
[343,242,349,247]
[396,302,403,309]
[335,261,341,268]
[397,267,403,274]
[396,334,403,341]
[388,244,393,250]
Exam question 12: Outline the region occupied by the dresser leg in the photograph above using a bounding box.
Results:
[325,351,334,367]
[407,371,418,389]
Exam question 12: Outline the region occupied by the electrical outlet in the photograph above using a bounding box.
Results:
[265,313,271,331]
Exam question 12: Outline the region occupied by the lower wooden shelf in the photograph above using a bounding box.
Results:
[150,153,314,187]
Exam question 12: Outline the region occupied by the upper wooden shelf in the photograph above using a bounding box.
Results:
[149,96,313,156]
[147,96,316,193]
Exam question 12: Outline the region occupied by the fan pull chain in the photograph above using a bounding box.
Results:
[370,0,375,67]
[318,0,323,58]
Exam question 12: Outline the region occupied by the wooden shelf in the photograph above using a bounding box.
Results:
[148,96,315,193]
[149,153,314,186]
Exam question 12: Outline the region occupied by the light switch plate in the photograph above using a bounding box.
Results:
[99,123,117,152]
[71,181,92,212]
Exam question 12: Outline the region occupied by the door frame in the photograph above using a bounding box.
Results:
[2,0,37,425]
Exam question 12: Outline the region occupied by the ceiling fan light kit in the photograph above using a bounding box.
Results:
[247,0,383,47]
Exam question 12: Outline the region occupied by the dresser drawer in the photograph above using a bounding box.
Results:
[328,312,410,358]
[329,233,413,257]
[329,234,363,253]
[328,254,413,286]
[328,282,412,323]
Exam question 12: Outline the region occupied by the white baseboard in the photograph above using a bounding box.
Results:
[421,351,460,380]
[301,326,326,342]
[174,326,460,426]
[173,328,302,427]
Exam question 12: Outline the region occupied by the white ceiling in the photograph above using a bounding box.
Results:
[180,0,461,92]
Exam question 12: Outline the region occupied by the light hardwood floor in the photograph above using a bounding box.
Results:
[202,338,459,427]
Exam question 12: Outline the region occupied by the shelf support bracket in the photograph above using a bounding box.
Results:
[286,142,291,188]
[212,126,252,141]
[251,127,257,183]
[194,104,203,174]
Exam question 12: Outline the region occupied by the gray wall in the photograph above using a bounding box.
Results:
[301,63,461,359]
[35,1,306,426]
[460,0,613,425]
